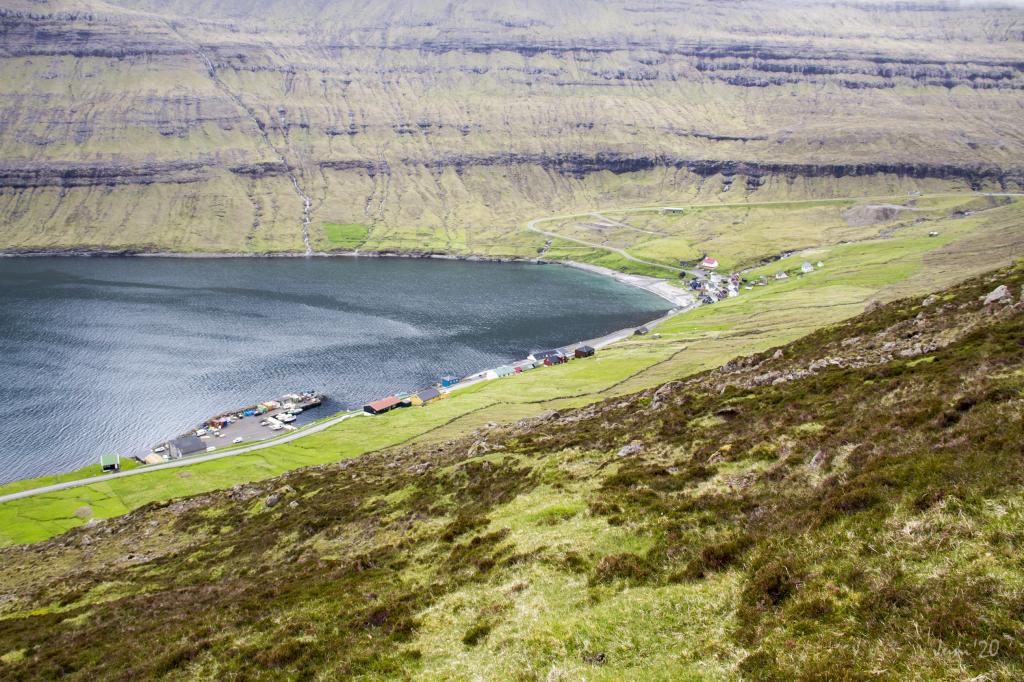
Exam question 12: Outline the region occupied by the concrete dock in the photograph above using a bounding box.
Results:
[144,393,324,463]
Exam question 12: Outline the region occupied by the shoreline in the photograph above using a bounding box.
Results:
[560,260,695,308]
[0,247,542,261]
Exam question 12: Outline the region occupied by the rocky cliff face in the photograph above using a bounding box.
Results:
[1,0,1022,252]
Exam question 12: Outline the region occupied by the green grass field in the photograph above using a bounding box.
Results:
[322,222,370,248]
[535,193,1012,274]
[0,460,139,498]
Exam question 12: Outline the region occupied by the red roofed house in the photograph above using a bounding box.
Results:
[700,256,720,270]
[363,396,403,415]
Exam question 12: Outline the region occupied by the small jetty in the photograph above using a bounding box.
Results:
[141,391,325,464]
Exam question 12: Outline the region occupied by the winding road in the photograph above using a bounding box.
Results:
[526,192,1024,278]
[527,214,683,274]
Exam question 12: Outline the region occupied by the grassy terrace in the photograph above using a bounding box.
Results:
[1,193,1021,546]
[322,223,370,249]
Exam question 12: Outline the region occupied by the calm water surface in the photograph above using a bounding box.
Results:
[0,257,668,483]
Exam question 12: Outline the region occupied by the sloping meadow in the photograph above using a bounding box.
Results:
[0,264,1022,679]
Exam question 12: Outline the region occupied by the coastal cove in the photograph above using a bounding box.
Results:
[0,256,671,484]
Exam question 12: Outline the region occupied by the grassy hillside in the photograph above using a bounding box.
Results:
[0,262,1021,680]
[3,193,1021,546]
[1,0,1022,252]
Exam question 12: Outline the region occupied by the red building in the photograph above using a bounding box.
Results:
[363,396,403,415]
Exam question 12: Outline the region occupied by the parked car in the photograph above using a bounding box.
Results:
[232,437,243,444]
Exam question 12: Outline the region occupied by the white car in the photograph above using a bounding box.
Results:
[232,437,243,444]
[206,446,216,452]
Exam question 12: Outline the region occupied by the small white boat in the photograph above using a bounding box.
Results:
[278,414,296,423]
[153,446,166,454]
[288,408,303,415]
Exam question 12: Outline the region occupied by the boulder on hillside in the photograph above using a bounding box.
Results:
[617,441,644,458]
[650,381,680,409]
[408,461,433,475]
[982,285,1011,305]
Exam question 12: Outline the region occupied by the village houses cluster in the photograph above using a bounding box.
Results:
[688,254,825,304]
[362,345,597,415]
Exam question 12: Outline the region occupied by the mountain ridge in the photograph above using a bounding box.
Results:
[2,0,1023,252]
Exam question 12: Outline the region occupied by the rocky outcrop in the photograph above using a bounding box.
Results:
[5,153,1018,191]
[229,161,290,178]
[324,153,1024,187]
[983,285,1012,305]
[0,10,187,59]
[0,161,209,188]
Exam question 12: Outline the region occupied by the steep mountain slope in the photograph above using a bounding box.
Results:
[1,0,1023,252]
[1,264,1021,680]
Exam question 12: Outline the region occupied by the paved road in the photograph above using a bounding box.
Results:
[0,412,367,504]
[527,216,683,274]
[588,212,666,236]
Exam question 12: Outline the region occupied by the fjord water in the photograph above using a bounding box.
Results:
[0,257,668,483]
